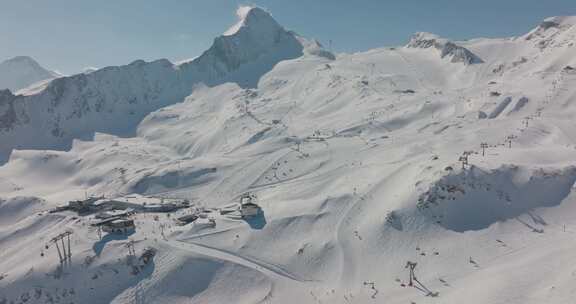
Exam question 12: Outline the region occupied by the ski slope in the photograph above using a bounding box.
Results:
[1,7,576,304]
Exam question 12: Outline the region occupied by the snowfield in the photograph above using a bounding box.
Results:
[1,7,576,304]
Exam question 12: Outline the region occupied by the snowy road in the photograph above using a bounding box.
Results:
[161,239,308,285]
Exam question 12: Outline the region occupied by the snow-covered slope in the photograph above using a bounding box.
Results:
[1,7,576,304]
[0,7,327,163]
[407,32,484,65]
[0,56,60,92]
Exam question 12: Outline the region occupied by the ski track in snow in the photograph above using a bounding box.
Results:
[165,239,308,284]
[3,9,576,304]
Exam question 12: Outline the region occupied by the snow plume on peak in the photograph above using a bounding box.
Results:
[223,5,256,36]
[221,6,284,45]
[236,5,254,17]
[196,5,333,81]
[407,32,483,65]
[0,6,313,160]
[223,6,275,36]
[190,6,304,85]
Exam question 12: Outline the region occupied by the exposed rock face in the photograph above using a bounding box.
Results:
[539,20,561,31]
[406,32,441,49]
[523,16,576,50]
[0,7,331,163]
[0,89,22,132]
[407,32,484,65]
[193,7,302,75]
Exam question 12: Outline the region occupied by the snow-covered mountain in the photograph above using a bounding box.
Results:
[406,32,483,65]
[2,6,576,304]
[0,56,60,92]
[0,7,326,163]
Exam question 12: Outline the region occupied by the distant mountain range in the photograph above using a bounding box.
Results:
[0,56,60,92]
[1,8,576,304]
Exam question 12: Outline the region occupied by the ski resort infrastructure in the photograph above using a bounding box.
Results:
[1,6,576,304]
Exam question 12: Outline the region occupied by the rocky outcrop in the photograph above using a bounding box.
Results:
[407,32,483,65]
[0,7,330,163]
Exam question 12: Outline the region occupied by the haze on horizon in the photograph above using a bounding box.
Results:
[0,0,574,74]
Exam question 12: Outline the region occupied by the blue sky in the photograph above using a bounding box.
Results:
[0,0,573,74]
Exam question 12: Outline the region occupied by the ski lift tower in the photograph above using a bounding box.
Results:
[405,261,417,287]
[480,142,488,157]
[506,135,515,148]
[523,116,531,128]
[48,230,74,264]
[459,151,471,170]
[125,240,136,257]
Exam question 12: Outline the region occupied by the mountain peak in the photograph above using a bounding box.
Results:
[2,56,48,72]
[528,16,576,34]
[407,32,445,47]
[523,15,576,48]
[406,32,483,65]
[5,56,37,64]
[223,6,280,36]
[541,16,576,28]
[188,6,304,84]
[0,56,59,92]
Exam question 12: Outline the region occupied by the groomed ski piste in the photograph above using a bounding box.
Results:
[2,7,576,304]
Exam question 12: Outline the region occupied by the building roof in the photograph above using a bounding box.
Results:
[242,202,260,208]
